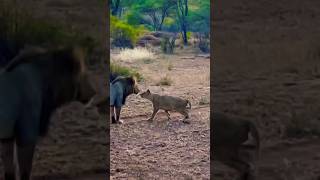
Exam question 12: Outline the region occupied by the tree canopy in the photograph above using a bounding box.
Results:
[110,0,210,46]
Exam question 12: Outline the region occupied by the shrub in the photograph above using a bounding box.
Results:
[198,34,210,53]
[110,15,146,48]
[161,37,176,54]
[199,96,210,105]
[110,62,143,81]
[156,75,173,86]
[167,63,173,71]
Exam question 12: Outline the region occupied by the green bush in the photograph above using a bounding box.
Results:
[110,15,146,48]
[110,62,143,81]
[161,37,175,54]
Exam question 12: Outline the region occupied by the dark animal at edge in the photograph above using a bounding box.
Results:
[109,74,139,124]
[212,113,260,180]
[0,46,96,180]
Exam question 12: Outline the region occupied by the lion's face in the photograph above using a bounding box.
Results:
[132,83,140,94]
[131,76,140,94]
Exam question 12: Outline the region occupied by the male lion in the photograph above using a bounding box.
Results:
[110,75,140,124]
[0,46,96,180]
[212,113,260,180]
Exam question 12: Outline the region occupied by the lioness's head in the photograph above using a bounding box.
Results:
[140,89,151,99]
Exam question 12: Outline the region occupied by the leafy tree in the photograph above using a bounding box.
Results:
[109,0,210,49]
[175,0,189,45]
[110,0,121,16]
[188,0,210,33]
[110,15,146,48]
[134,0,175,31]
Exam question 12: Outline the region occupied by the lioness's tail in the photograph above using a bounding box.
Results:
[186,100,192,109]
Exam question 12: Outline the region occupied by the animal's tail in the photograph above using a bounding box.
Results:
[186,100,192,109]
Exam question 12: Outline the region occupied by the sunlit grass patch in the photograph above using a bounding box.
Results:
[114,47,155,63]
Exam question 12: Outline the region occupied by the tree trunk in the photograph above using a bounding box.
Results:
[111,0,120,16]
[182,23,187,45]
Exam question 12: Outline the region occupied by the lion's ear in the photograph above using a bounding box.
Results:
[147,89,150,93]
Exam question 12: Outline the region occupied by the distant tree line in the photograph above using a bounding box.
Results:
[110,0,210,45]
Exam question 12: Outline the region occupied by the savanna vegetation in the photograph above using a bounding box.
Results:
[109,0,210,51]
[110,2,210,179]
[110,0,210,81]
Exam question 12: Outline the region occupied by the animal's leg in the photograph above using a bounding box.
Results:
[148,107,159,121]
[1,139,16,180]
[16,143,35,180]
[115,107,123,124]
[165,110,171,120]
[110,106,116,124]
[181,110,190,123]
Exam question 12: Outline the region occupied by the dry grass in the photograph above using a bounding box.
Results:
[199,96,210,105]
[113,47,155,63]
[156,75,173,86]
[167,63,173,71]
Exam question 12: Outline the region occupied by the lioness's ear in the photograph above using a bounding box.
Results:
[147,89,150,93]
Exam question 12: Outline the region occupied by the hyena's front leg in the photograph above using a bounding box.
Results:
[148,107,159,121]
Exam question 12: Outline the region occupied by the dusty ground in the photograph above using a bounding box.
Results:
[213,0,320,179]
[110,49,210,179]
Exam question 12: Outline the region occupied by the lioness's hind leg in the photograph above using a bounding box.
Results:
[181,110,190,123]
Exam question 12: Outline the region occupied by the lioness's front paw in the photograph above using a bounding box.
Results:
[182,120,190,124]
